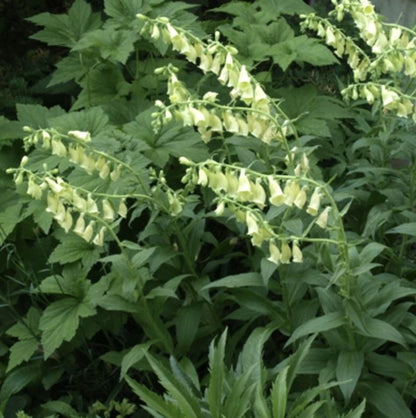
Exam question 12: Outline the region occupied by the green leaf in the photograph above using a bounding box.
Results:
[73,27,139,64]
[104,0,152,24]
[0,192,23,245]
[343,399,366,418]
[72,64,130,110]
[387,222,416,237]
[271,366,289,418]
[125,375,182,418]
[39,297,96,358]
[121,342,152,378]
[145,354,201,418]
[336,351,364,402]
[360,378,412,418]
[202,273,263,290]
[0,365,39,402]
[16,104,65,128]
[359,242,386,264]
[207,330,227,418]
[41,400,78,417]
[28,0,101,48]
[285,312,345,346]
[7,339,39,373]
[175,305,202,354]
[356,317,406,347]
[260,0,312,16]
[48,234,101,266]
[241,327,274,386]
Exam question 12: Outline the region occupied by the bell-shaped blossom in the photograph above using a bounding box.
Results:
[316,206,331,229]
[118,200,128,218]
[237,170,253,201]
[102,199,115,221]
[281,241,292,264]
[268,176,285,206]
[93,227,106,246]
[74,214,86,235]
[268,240,281,265]
[245,211,259,235]
[307,187,321,216]
[292,241,303,263]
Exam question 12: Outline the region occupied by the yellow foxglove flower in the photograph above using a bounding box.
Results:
[46,192,60,214]
[281,241,291,264]
[80,153,95,174]
[237,169,253,201]
[218,66,229,85]
[68,130,91,142]
[208,170,228,193]
[93,227,106,246]
[73,214,86,235]
[167,191,183,216]
[307,187,321,216]
[316,206,331,229]
[268,240,281,265]
[81,221,95,242]
[54,201,67,222]
[268,176,284,206]
[86,194,99,215]
[102,199,115,221]
[118,200,128,218]
[223,111,239,133]
[203,91,218,102]
[292,241,303,263]
[99,163,110,180]
[51,139,67,157]
[250,178,266,209]
[237,117,249,136]
[225,171,239,197]
[197,167,209,186]
[283,181,300,207]
[214,201,225,216]
[294,186,307,209]
[27,177,42,200]
[209,113,223,133]
[381,86,400,108]
[45,177,64,194]
[199,53,213,73]
[189,107,206,126]
[72,192,87,212]
[151,24,160,40]
[246,211,259,235]
[110,165,122,181]
[60,209,73,233]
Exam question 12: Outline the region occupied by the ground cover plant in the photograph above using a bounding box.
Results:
[0,0,416,416]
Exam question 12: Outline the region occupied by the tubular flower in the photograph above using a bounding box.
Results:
[316,206,331,229]
[237,170,253,201]
[292,241,303,263]
[73,214,86,235]
[268,240,281,265]
[280,241,292,264]
[307,187,321,216]
[250,178,266,209]
[245,211,259,235]
[268,176,285,206]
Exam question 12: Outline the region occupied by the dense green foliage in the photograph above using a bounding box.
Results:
[1,0,416,416]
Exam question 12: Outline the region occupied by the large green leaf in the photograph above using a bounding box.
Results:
[28,0,101,48]
[336,351,364,402]
[285,312,345,346]
[207,330,227,418]
[39,297,96,358]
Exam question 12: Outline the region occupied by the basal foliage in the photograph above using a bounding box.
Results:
[0,0,416,416]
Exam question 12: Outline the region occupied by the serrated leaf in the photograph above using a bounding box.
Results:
[285,312,345,346]
[16,104,65,128]
[39,298,96,358]
[73,27,139,64]
[271,366,289,418]
[241,327,274,386]
[260,0,312,16]
[121,342,152,377]
[28,0,101,48]
[336,351,364,402]
[0,192,23,245]
[125,375,183,418]
[207,330,227,418]
[7,339,39,373]
[48,234,100,265]
[145,354,201,418]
